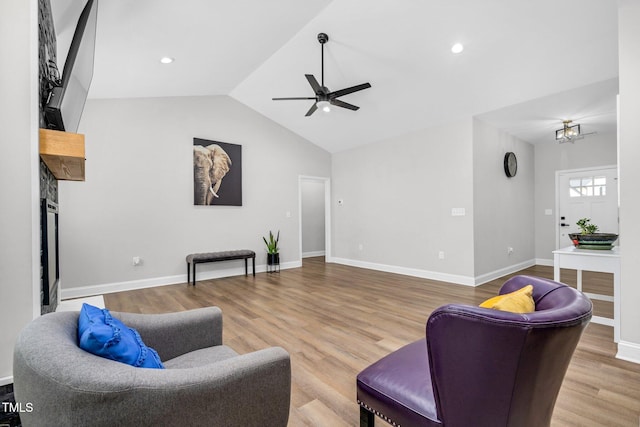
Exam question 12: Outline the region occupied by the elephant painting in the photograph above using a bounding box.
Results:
[193,144,232,205]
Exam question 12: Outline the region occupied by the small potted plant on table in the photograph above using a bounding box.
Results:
[569,218,618,249]
[263,230,280,273]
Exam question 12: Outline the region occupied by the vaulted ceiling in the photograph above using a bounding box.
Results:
[51,0,619,152]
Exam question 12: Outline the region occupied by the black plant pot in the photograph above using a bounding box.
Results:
[267,253,280,273]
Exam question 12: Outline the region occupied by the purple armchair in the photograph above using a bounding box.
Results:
[356,275,592,427]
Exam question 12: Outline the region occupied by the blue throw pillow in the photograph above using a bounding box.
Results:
[78,303,164,369]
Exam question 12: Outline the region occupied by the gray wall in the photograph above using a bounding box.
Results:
[0,0,40,384]
[300,179,326,256]
[618,0,640,359]
[533,132,617,262]
[472,118,535,281]
[331,119,476,283]
[58,95,330,294]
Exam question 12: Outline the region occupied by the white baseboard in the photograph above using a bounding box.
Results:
[302,251,326,258]
[473,259,537,286]
[0,375,13,386]
[535,258,554,267]
[330,257,539,287]
[61,273,184,300]
[331,257,475,286]
[57,295,105,311]
[60,260,302,300]
[616,340,640,364]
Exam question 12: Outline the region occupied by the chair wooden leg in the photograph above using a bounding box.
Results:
[360,405,375,427]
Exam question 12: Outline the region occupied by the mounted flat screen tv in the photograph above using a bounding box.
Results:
[44,0,98,133]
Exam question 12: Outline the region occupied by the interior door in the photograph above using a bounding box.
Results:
[299,176,331,262]
[557,167,618,249]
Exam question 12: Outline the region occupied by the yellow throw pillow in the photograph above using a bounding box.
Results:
[479,284,535,313]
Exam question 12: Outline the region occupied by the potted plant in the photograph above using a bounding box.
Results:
[263,230,280,272]
[576,218,599,235]
[569,218,618,249]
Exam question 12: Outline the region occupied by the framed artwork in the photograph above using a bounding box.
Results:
[193,138,242,206]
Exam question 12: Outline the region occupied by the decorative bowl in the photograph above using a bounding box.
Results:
[569,233,618,249]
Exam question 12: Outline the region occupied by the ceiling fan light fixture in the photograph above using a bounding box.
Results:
[317,100,331,113]
[272,32,371,116]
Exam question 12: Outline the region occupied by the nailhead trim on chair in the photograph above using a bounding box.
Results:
[358,400,401,427]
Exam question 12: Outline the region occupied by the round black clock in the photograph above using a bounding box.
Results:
[504,152,517,177]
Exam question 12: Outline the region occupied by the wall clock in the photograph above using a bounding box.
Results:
[504,152,517,177]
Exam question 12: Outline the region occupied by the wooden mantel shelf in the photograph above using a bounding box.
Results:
[39,128,85,181]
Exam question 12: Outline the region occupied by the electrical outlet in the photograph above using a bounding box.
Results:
[507,247,514,255]
[358,243,363,251]
[438,251,445,259]
[132,256,142,266]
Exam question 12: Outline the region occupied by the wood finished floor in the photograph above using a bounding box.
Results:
[104,258,640,426]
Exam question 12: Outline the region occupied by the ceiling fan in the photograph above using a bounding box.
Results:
[272,32,371,116]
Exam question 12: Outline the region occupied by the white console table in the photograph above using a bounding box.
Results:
[553,246,620,342]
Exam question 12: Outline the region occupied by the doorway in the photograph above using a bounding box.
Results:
[556,166,618,249]
[298,176,331,262]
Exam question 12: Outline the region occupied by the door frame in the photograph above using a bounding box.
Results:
[555,165,618,250]
[298,175,332,262]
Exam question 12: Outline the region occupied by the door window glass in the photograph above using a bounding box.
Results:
[569,176,606,198]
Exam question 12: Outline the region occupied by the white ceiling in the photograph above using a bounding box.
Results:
[51,0,620,153]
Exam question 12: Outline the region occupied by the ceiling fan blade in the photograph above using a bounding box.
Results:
[305,103,318,117]
[305,74,323,95]
[329,82,371,99]
[272,97,317,101]
[330,99,359,111]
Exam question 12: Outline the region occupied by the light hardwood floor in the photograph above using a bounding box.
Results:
[104,258,640,426]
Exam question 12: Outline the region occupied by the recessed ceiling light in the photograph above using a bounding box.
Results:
[160,57,174,64]
[451,43,464,54]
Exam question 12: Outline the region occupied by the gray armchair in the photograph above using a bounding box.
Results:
[13,307,291,427]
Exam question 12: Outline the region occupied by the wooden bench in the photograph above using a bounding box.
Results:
[186,250,256,285]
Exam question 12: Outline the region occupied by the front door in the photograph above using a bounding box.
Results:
[557,166,618,249]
